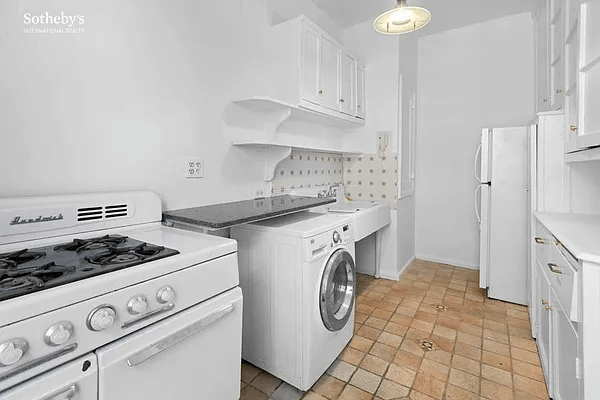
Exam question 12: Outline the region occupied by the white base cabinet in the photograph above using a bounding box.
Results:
[532,222,584,400]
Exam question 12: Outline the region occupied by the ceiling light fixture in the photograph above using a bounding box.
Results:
[373,0,431,35]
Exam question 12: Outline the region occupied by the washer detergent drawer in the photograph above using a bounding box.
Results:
[0,354,97,400]
[96,288,242,400]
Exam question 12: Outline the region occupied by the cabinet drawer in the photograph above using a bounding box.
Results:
[535,220,552,266]
[546,241,579,322]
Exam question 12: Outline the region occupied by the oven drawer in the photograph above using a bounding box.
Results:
[96,287,242,400]
[546,242,579,322]
[0,354,97,400]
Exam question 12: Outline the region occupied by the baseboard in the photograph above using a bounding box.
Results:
[397,256,415,278]
[415,255,479,270]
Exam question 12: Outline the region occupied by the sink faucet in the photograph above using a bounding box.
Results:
[327,183,344,198]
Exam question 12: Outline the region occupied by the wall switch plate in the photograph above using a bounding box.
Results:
[185,159,204,178]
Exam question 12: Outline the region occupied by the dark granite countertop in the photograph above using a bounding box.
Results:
[162,195,336,230]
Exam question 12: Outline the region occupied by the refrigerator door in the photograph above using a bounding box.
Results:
[480,129,491,184]
[478,183,491,289]
[488,127,529,305]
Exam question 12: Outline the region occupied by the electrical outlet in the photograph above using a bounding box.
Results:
[185,159,204,178]
[254,187,265,199]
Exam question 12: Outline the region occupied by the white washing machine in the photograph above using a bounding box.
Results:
[231,211,356,391]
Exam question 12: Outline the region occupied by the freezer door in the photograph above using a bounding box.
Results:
[488,127,529,305]
[480,129,491,183]
[0,354,97,400]
[96,288,243,400]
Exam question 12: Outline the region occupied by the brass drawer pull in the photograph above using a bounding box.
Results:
[542,299,549,305]
[535,237,545,244]
[318,90,323,95]
[546,305,553,311]
[548,263,563,274]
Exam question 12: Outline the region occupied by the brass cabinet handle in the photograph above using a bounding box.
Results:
[542,299,549,305]
[340,99,345,103]
[548,263,563,274]
[570,125,578,132]
[357,105,362,108]
[556,89,564,94]
[535,237,545,244]
[546,305,553,311]
[318,90,323,95]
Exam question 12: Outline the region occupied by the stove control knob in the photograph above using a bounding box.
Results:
[87,305,117,332]
[156,286,175,304]
[0,339,28,367]
[127,295,148,315]
[44,322,74,346]
[333,231,341,244]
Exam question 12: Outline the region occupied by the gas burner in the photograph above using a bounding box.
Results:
[0,276,44,293]
[54,235,128,253]
[86,244,165,266]
[0,249,46,269]
[31,262,77,281]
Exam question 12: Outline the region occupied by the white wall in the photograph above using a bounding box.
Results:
[415,13,534,268]
[0,0,342,211]
[343,21,418,278]
[570,161,600,214]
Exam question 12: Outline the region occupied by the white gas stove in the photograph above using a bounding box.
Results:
[0,192,242,400]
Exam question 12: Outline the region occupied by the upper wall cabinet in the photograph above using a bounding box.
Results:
[564,0,600,157]
[270,16,365,126]
[536,0,551,112]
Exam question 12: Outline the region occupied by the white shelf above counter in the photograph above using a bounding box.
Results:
[232,140,363,183]
[232,97,365,130]
[232,140,364,156]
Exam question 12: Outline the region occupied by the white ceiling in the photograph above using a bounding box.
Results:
[308,0,538,35]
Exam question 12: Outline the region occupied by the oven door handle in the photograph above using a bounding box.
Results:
[40,383,76,400]
[126,304,234,368]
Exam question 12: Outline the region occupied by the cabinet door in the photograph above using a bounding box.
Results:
[536,0,551,111]
[301,24,322,106]
[339,52,355,115]
[577,0,600,149]
[564,0,580,145]
[537,263,553,392]
[550,0,565,109]
[320,37,340,110]
[551,290,581,400]
[356,65,365,119]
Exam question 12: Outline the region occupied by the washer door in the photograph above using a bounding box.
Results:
[320,249,356,332]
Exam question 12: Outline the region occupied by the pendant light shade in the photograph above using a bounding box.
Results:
[373,0,431,35]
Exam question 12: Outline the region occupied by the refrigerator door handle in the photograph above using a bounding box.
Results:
[475,185,482,224]
[474,143,482,182]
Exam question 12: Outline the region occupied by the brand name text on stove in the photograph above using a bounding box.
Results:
[23,12,84,27]
[10,214,64,225]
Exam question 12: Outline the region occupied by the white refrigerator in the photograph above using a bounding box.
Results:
[475,127,529,305]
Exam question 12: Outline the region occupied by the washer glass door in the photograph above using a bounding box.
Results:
[320,249,356,332]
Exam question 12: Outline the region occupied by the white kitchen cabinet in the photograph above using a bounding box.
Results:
[300,23,321,106]
[269,16,365,126]
[339,52,355,116]
[536,0,551,112]
[551,0,566,110]
[356,65,365,119]
[321,37,341,111]
[536,261,553,388]
[551,289,581,400]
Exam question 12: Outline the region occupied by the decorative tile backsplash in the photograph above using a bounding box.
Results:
[344,153,399,209]
[271,150,399,210]
[271,150,344,195]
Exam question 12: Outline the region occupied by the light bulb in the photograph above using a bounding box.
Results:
[390,9,413,25]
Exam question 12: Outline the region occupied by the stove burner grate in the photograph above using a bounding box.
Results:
[54,235,128,253]
[86,244,165,266]
[0,276,44,293]
[0,249,46,269]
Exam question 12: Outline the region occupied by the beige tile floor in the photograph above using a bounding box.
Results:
[240,260,549,400]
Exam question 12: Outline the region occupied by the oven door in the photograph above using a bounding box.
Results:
[0,354,97,400]
[96,287,242,400]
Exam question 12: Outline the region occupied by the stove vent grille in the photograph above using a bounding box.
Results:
[77,204,129,222]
